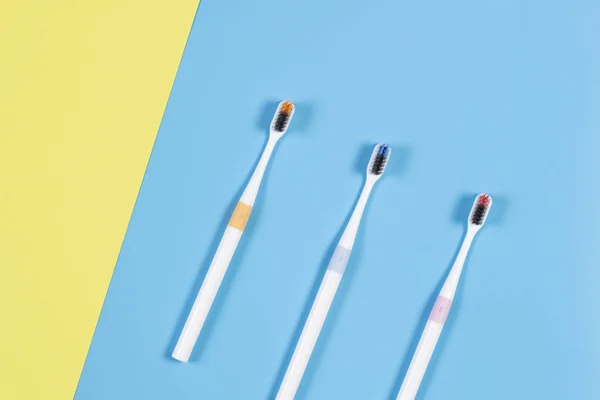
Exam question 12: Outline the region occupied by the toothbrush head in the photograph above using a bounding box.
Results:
[469,193,492,227]
[271,100,295,135]
[368,143,391,178]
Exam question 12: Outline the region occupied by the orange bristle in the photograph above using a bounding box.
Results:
[281,100,294,114]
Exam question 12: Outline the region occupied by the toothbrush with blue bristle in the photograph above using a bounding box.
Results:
[275,143,391,400]
[172,101,295,363]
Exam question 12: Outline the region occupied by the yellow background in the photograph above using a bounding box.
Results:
[0,1,198,398]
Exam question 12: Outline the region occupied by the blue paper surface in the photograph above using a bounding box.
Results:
[76,0,600,398]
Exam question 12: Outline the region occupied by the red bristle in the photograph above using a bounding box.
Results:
[478,194,490,206]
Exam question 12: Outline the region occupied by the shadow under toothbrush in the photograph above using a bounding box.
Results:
[387,192,509,399]
[268,142,410,399]
[164,103,290,364]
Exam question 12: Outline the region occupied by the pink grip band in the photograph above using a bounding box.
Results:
[428,296,452,324]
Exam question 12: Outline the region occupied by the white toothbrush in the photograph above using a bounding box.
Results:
[396,193,492,400]
[275,144,391,400]
[172,101,295,362]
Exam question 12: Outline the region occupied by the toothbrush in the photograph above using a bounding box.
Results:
[275,144,391,400]
[396,193,492,400]
[172,101,295,362]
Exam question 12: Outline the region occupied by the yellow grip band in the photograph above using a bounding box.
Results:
[228,202,252,231]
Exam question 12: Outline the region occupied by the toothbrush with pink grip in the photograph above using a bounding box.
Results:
[396,194,492,400]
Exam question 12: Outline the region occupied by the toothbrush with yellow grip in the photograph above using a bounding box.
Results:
[172,101,295,362]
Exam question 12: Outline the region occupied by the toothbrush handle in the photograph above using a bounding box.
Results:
[172,137,277,362]
[276,265,346,400]
[276,270,342,400]
[396,296,453,400]
[172,203,249,362]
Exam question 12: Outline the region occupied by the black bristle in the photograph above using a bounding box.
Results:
[370,144,389,175]
[273,112,290,132]
[371,156,385,175]
[471,204,487,225]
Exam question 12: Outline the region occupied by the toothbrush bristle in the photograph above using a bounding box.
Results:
[280,101,294,114]
[478,194,491,207]
[370,144,390,175]
[470,194,491,225]
[273,100,294,133]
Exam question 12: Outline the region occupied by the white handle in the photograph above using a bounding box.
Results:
[276,269,343,400]
[439,231,474,300]
[397,320,445,400]
[172,226,242,362]
[239,138,277,205]
[397,231,469,400]
[338,183,372,250]
[397,227,478,399]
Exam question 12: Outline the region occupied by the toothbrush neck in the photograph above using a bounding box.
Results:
[440,229,476,299]
[239,138,278,205]
[338,182,374,250]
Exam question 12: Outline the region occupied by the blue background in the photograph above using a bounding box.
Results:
[76,0,600,399]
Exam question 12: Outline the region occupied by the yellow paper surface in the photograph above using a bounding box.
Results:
[0,1,198,398]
